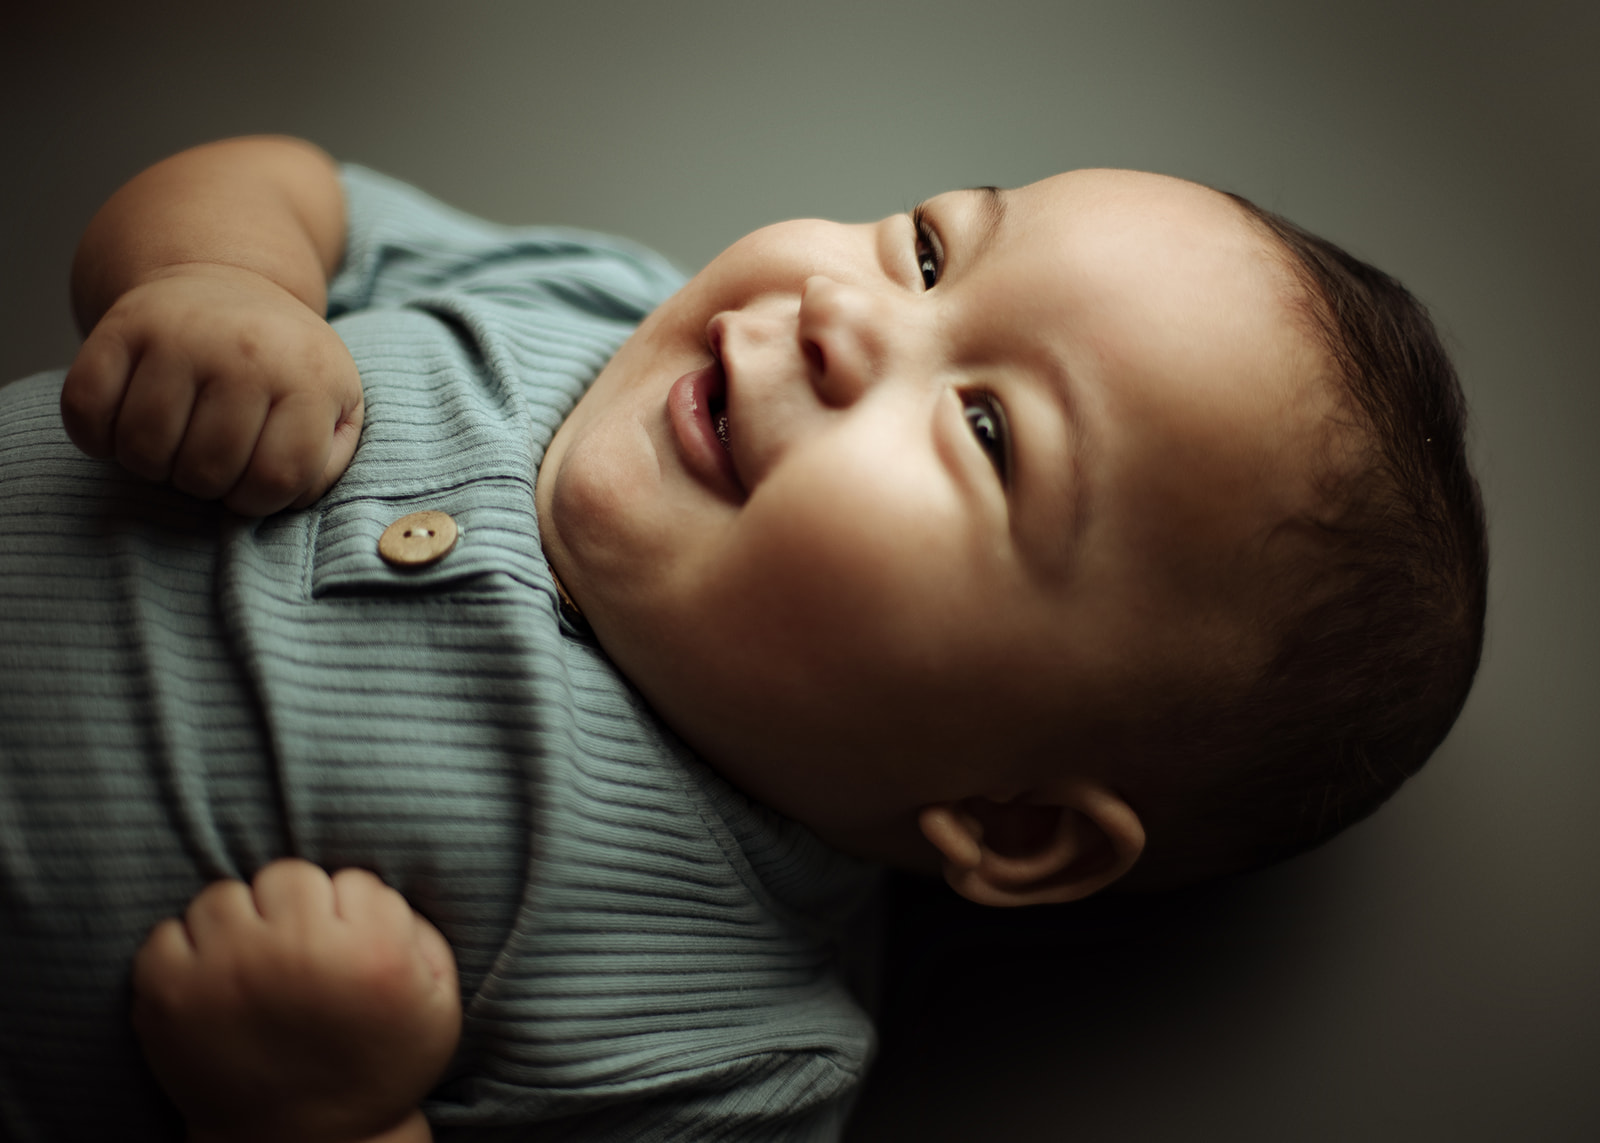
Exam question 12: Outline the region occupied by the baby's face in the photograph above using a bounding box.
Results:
[536,169,1332,861]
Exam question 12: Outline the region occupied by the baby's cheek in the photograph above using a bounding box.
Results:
[721,470,969,682]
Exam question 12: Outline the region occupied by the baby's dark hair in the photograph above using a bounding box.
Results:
[1122,195,1489,891]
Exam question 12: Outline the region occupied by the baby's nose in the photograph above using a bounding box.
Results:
[798,275,891,407]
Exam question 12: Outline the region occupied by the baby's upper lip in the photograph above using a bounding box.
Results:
[707,306,809,497]
[706,313,730,377]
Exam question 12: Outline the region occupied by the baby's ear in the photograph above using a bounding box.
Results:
[917,785,1145,907]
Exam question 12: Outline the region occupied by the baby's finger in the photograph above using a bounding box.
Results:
[328,866,408,928]
[60,328,134,458]
[181,878,260,949]
[224,395,333,517]
[411,910,459,993]
[170,381,270,502]
[250,857,336,926]
[112,348,197,483]
[132,916,198,987]
[130,918,201,1043]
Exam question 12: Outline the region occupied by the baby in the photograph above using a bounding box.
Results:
[0,136,1486,1141]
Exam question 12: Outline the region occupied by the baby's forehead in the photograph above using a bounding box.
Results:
[1014,167,1250,223]
[971,171,1311,375]
[967,170,1285,292]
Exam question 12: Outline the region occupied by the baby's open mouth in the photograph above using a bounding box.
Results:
[712,392,730,453]
[666,360,743,499]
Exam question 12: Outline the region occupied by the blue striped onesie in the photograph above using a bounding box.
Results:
[0,167,876,1142]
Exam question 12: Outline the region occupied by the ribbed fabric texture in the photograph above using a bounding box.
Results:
[0,168,876,1142]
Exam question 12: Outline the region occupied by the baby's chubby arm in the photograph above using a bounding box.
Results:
[61,136,361,515]
[133,859,461,1143]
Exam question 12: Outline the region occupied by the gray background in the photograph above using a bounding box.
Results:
[4,1,1595,1139]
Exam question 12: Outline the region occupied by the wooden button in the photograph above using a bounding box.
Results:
[378,510,459,567]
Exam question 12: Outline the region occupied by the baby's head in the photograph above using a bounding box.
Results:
[535,169,1487,901]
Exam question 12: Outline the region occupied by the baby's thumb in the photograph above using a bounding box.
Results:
[293,398,363,510]
[410,911,462,1075]
[321,401,364,491]
[412,912,458,994]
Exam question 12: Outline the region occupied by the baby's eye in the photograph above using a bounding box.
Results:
[911,204,943,290]
[962,391,1009,482]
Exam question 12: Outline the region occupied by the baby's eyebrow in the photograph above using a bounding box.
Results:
[960,185,1008,263]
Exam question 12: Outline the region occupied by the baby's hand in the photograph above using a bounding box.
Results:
[61,265,363,516]
[132,859,460,1143]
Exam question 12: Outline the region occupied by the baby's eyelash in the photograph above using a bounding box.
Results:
[910,203,943,290]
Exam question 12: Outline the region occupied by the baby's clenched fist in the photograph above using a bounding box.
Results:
[61,263,362,516]
[133,859,459,1143]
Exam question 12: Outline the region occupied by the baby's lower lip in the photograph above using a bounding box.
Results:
[667,364,744,500]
